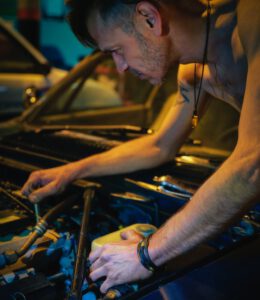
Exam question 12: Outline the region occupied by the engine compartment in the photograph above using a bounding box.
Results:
[0,153,260,300]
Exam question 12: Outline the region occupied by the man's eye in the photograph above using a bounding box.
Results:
[113,49,123,55]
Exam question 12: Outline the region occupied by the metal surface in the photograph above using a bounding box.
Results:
[68,188,95,300]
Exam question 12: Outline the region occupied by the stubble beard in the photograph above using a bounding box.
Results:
[134,31,169,85]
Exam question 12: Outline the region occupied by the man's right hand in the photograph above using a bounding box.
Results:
[21,164,78,203]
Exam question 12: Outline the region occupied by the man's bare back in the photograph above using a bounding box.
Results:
[206,2,247,111]
[180,0,248,111]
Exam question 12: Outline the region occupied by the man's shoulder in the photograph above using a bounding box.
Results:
[236,0,260,58]
[236,0,260,21]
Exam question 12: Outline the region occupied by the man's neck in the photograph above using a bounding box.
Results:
[167,3,210,64]
[167,0,236,65]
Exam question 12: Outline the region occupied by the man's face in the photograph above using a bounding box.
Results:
[88,13,170,85]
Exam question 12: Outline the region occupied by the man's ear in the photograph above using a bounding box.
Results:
[135,1,164,36]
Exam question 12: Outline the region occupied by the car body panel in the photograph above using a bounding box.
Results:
[139,237,260,300]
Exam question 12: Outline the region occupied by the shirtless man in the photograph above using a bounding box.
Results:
[21,0,260,293]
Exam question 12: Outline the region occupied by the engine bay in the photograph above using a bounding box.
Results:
[1,153,260,300]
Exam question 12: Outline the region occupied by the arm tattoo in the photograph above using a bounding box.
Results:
[175,84,191,105]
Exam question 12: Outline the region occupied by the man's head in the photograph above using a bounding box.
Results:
[67,0,176,84]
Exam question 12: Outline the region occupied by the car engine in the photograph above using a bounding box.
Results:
[0,138,260,300]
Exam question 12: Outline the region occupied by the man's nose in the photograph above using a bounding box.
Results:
[112,53,128,74]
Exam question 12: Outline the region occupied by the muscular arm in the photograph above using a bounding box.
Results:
[149,0,260,266]
[22,64,203,202]
[72,94,192,177]
[73,67,200,177]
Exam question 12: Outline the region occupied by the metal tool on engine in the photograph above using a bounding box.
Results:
[153,175,196,196]
[12,190,41,223]
[125,178,192,200]
[67,188,96,300]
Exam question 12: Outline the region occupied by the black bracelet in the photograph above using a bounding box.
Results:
[137,235,159,273]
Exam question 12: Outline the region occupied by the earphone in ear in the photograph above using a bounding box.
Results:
[146,18,154,28]
[139,10,154,28]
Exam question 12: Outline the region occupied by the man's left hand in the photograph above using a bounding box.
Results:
[88,230,153,293]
